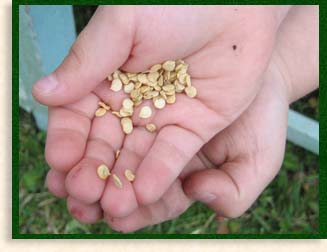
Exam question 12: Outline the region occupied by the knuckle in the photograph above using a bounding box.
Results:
[68,41,86,69]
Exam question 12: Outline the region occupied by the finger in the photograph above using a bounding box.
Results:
[133,125,204,205]
[105,179,192,233]
[65,110,124,204]
[45,169,68,198]
[67,196,103,224]
[45,93,98,172]
[33,6,134,106]
[130,94,223,206]
[120,6,220,73]
[183,140,286,218]
[100,127,156,218]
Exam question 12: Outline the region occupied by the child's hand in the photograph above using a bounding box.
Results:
[101,6,317,232]
[36,6,289,220]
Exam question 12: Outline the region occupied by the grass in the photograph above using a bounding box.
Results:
[18,6,319,234]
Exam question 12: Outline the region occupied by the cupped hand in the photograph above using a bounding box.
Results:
[35,6,288,222]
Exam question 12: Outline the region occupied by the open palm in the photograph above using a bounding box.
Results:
[34,6,286,221]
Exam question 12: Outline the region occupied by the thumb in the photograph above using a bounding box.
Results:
[32,6,134,106]
[183,159,281,218]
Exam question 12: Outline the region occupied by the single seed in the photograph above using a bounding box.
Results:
[146,123,157,133]
[123,98,134,109]
[98,101,110,110]
[121,117,133,134]
[163,84,175,92]
[112,174,123,188]
[134,82,142,89]
[165,90,176,96]
[115,150,120,159]
[131,89,141,99]
[134,100,142,106]
[154,96,166,109]
[139,106,152,119]
[162,60,176,71]
[97,164,110,180]
[112,111,122,118]
[160,91,167,100]
[119,107,133,117]
[124,169,135,182]
[95,108,107,117]
[166,94,176,104]
[107,75,113,81]
[158,75,164,86]
[111,79,122,92]
[137,73,148,84]
[124,82,135,93]
[185,75,191,86]
[185,86,197,98]
[150,64,161,72]
[119,73,129,85]
[148,72,160,82]
[113,70,121,79]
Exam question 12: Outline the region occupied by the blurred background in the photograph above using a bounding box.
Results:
[19,6,319,234]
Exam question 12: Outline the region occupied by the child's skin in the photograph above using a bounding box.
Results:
[34,6,318,231]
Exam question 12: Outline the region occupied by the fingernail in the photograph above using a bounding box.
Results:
[33,74,58,95]
[190,192,216,203]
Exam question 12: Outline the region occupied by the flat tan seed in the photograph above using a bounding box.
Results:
[95,108,107,117]
[143,92,153,100]
[107,74,113,81]
[113,70,121,79]
[129,75,138,82]
[146,123,157,133]
[154,85,162,91]
[130,89,141,99]
[124,82,135,93]
[163,71,170,81]
[185,86,197,98]
[166,94,176,104]
[112,174,123,188]
[127,73,137,78]
[175,83,185,93]
[134,82,142,89]
[175,63,184,72]
[121,117,133,134]
[115,150,120,159]
[162,60,176,71]
[124,169,135,182]
[147,81,157,87]
[148,72,160,82]
[163,84,175,92]
[139,106,152,119]
[112,111,122,118]
[150,64,162,72]
[119,73,129,85]
[140,86,151,94]
[134,100,142,106]
[158,75,164,86]
[154,96,166,109]
[137,73,148,84]
[178,73,187,84]
[97,164,110,180]
[123,98,134,109]
[119,108,133,117]
[160,91,167,100]
[165,90,176,96]
[185,74,191,86]
[98,101,110,110]
[111,79,123,92]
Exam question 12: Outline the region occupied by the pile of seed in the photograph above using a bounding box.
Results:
[94,60,197,186]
